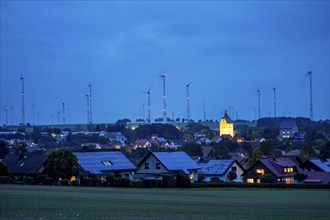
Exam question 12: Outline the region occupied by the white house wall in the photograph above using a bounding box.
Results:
[136,155,168,174]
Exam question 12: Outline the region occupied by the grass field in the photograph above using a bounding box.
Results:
[1,185,329,220]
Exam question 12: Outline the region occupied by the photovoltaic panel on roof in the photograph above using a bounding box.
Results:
[198,160,234,176]
[74,151,137,175]
[152,152,200,173]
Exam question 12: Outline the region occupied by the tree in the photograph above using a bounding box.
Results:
[260,139,275,156]
[180,143,202,157]
[260,173,275,183]
[247,148,263,168]
[0,140,8,159]
[319,141,330,160]
[300,145,315,159]
[44,149,78,181]
[0,163,8,176]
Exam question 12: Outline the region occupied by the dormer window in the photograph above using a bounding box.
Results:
[284,167,293,173]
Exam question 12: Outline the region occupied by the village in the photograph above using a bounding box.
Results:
[1,112,329,188]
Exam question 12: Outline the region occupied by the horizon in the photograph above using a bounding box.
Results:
[1,1,329,125]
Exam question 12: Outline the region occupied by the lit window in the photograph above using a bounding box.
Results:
[256,179,261,183]
[284,167,293,173]
[286,178,293,184]
[145,163,149,169]
[189,174,194,180]
[256,169,264,175]
[70,176,76,182]
[156,163,161,170]
[247,178,254,183]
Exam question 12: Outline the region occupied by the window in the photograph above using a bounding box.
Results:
[189,174,194,180]
[145,163,149,169]
[156,163,161,170]
[247,178,254,183]
[102,161,113,166]
[256,169,264,175]
[256,179,261,183]
[231,166,237,172]
[286,178,293,184]
[284,167,293,173]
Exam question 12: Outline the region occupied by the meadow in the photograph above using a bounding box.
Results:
[1,184,329,220]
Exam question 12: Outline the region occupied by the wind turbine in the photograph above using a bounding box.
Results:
[273,87,277,118]
[186,81,193,122]
[88,83,93,124]
[20,76,25,125]
[257,89,261,119]
[147,86,152,123]
[307,71,313,120]
[62,102,66,125]
[161,73,167,123]
[86,93,90,124]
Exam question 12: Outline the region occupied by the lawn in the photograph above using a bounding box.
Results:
[1,185,329,220]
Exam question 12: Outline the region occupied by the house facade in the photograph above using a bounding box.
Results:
[136,151,200,182]
[243,157,303,184]
[279,120,298,139]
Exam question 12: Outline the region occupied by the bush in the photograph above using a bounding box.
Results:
[60,179,71,186]
[23,177,35,185]
[71,180,79,186]
[260,173,275,183]
[162,175,176,188]
[0,176,12,184]
[143,179,159,188]
[131,180,144,188]
[36,174,47,184]
[198,173,205,182]
[118,178,130,187]
[176,174,191,188]
[105,175,118,187]
[43,177,54,185]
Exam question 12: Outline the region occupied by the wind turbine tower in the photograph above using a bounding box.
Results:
[62,102,66,124]
[161,73,167,123]
[20,76,25,125]
[257,89,261,119]
[86,93,90,124]
[202,103,206,122]
[186,81,193,122]
[308,71,313,120]
[273,87,277,118]
[88,84,93,124]
[4,108,8,125]
[147,87,152,123]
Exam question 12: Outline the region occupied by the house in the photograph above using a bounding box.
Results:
[136,151,200,182]
[301,159,330,172]
[133,139,152,149]
[302,171,330,184]
[279,120,298,139]
[1,153,45,180]
[243,157,303,184]
[108,132,127,146]
[211,136,222,144]
[73,151,137,180]
[219,111,235,138]
[197,159,245,182]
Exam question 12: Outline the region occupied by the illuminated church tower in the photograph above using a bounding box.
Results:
[219,111,234,138]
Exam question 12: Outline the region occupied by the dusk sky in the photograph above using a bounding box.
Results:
[1,0,329,125]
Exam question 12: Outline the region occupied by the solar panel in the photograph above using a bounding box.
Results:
[74,151,137,175]
[198,160,234,176]
[152,152,200,173]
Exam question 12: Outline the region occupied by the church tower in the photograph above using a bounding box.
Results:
[219,111,234,138]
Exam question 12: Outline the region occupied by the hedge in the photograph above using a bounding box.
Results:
[192,182,330,189]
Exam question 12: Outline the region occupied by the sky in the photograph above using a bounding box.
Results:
[0,0,329,125]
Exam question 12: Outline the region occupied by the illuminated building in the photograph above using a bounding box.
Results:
[219,111,234,138]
